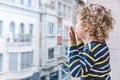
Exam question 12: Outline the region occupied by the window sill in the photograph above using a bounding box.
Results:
[47,59,55,63]
[47,34,55,37]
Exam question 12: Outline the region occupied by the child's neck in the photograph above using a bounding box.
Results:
[83,36,98,44]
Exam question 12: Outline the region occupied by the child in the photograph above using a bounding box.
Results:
[68,3,114,80]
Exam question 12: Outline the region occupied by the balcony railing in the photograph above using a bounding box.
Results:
[6,34,32,46]
[42,59,57,70]
[7,34,32,43]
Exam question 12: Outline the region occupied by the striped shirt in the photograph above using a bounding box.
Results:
[68,41,111,80]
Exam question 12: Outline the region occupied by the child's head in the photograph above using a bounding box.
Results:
[75,3,115,42]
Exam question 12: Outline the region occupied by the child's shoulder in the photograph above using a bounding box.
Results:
[88,41,109,58]
[89,41,107,52]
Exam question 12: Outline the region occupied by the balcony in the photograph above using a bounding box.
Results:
[44,0,55,10]
[42,59,57,70]
[0,67,40,80]
[7,34,32,46]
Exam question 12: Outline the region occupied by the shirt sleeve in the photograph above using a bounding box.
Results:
[77,43,84,51]
[69,43,95,77]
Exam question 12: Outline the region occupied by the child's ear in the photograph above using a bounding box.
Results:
[83,24,89,31]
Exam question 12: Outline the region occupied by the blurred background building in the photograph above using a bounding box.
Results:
[0,0,41,80]
[0,0,120,80]
[40,0,72,80]
[0,0,73,80]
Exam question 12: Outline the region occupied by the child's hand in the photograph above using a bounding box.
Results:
[69,26,77,45]
[75,32,83,45]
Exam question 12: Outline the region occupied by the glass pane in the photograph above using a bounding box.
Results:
[9,53,18,71]
[9,22,15,35]
[29,24,33,36]
[19,23,24,34]
[19,0,24,4]
[28,0,32,6]
[21,51,33,70]
[48,23,54,35]
[48,48,54,59]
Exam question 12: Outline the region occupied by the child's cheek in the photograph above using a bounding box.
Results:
[75,23,79,30]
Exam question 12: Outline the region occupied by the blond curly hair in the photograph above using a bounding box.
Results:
[75,3,115,42]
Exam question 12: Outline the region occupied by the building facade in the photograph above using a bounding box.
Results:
[40,0,73,80]
[0,0,41,80]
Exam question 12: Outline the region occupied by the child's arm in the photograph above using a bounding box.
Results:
[69,43,95,77]
[77,43,84,51]
[61,43,84,72]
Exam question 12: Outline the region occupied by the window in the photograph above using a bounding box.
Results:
[0,54,3,72]
[19,23,24,34]
[9,53,18,71]
[66,6,68,17]
[68,7,71,17]
[19,0,24,4]
[48,23,54,35]
[57,2,61,16]
[27,0,32,6]
[9,22,15,36]
[39,0,42,7]
[29,24,33,37]
[21,51,33,70]
[63,5,66,17]
[48,48,54,59]
[8,22,15,42]
[50,0,55,9]
[0,21,3,35]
